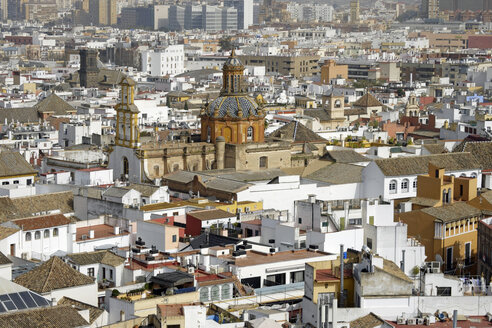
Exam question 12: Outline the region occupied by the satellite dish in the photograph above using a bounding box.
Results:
[435,254,443,264]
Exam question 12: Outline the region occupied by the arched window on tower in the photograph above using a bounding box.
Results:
[207,126,211,142]
[247,126,253,141]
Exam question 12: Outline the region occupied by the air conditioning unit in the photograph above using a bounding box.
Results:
[21,252,28,260]
[416,318,424,325]
[397,317,406,325]
[432,268,440,273]
[187,266,195,274]
[407,318,417,325]
[81,235,88,240]
[424,317,431,326]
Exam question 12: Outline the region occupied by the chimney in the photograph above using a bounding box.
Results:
[114,226,120,235]
[89,230,95,239]
[308,194,316,203]
[452,310,458,328]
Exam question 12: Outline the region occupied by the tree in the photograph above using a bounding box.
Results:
[397,88,405,97]
[219,37,233,52]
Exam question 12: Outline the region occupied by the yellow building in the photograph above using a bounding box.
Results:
[320,60,348,84]
[400,163,481,274]
[304,255,356,308]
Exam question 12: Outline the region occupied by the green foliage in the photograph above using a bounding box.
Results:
[144,283,151,290]
[219,37,233,52]
[111,289,120,297]
[397,88,405,97]
[412,266,420,276]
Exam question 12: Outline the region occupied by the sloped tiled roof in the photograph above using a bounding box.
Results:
[322,149,369,163]
[350,313,386,328]
[0,107,39,124]
[421,202,482,223]
[376,258,413,284]
[0,251,12,265]
[267,121,327,143]
[0,191,74,222]
[66,250,125,267]
[14,257,94,293]
[0,226,19,240]
[0,150,37,178]
[0,305,89,328]
[353,93,383,108]
[303,109,331,121]
[188,209,235,221]
[123,183,160,197]
[374,153,480,177]
[33,94,76,114]
[305,163,363,184]
[57,297,104,324]
[460,141,492,170]
[12,214,71,231]
[422,143,447,154]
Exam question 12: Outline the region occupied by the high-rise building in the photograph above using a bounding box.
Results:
[350,0,360,23]
[168,5,185,31]
[484,0,492,10]
[184,4,201,30]
[421,0,439,19]
[0,0,7,20]
[88,0,116,26]
[224,0,253,29]
[222,7,238,31]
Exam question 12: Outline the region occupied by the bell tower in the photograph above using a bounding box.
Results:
[115,77,140,148]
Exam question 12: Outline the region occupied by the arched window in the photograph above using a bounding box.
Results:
[122,157,129,176]
[34,231,41,240]
[192,163,199,171]
[442,189,447,203]
[44,229,50,238]
[25,232,31,241]
[211,285,220,301]
[200,287,210,302]
[447,188,452,204]
[259,156,268,169]
[460,173,467,177]
[53,228,58,237]
[247,126,253,141]
[471,173,477,178]
[389,180,397,194]
[413,179,417,190]
[334,99,341,108]
[173,164,180,172]
[221,284,230,300]
[154,165,159,177]
[401,179,409,193]
[207,126,211,142]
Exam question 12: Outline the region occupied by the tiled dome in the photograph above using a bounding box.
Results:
[205,95,260,118]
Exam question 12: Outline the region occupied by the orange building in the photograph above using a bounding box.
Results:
[320,60,348,84]
[200,51,265,144]
[399,164,481,275]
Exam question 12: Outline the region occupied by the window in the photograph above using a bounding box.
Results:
[436,287,451,296]
[27,179,32,185]
[389,180,397,194]
[401,179,409,193]
[122,157,129,176]
[446,247,453,271]
[200,287,210,302]
[13,180,19,184]
[34,231,40,240]
[298,218,302,224]
[88,268,95,277]
[2,182,9,185]
[366,238,373,249]
[173,211,179,216]
[247,126,253,141]
[259,156,268,168]
[172,235,177,243]
[109,269,113,280]
[53,228,58,236]
[102,267,106,279]
[44,229,49,238]
[25,232,31,241]
[413,179,417,190]
[465,242,471,265]
[154,165,159,176]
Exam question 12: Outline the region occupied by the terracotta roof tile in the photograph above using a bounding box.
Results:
[12,214,71,231]
[0,305,88,328]
[66,250,126,267]
[57,297,104,324]
[353,93,383,108]
[14,257,94,293]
